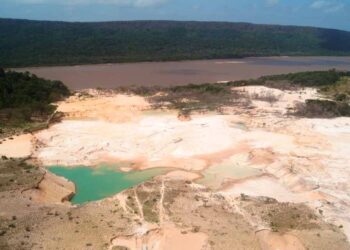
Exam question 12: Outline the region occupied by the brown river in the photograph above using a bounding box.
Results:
[16,57,350,90]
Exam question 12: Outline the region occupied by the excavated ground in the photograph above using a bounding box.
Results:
[0,86,350,250]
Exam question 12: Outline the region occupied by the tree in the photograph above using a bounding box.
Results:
[0,68,5,78]
[0,70,70,125]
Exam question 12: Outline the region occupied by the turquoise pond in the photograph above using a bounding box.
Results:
[49,165,169,204]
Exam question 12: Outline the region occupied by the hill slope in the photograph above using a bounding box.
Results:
[1,18,350,67]
[0,69,69,130]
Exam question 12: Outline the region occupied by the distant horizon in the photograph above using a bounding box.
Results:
[2,17,350,33]
[1,0,349,31]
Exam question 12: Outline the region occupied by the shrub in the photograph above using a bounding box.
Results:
[251,91,281,104]
[0,68,5,78]
[294,99,350,118]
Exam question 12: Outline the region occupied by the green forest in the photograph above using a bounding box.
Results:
[0,69,70,128]
[1,18,350,67]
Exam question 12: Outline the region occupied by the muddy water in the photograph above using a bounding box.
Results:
[197,156,263,190]
[16,57,350,90]
[49,165,169,204]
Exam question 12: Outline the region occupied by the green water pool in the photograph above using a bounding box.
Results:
[49,165,169,204]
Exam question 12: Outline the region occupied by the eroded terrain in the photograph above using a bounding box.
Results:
[1,84,350,250]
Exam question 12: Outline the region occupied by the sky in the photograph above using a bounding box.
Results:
[1,0,350,31]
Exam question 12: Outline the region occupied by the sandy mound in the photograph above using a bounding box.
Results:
[24,172,75,203]
[57,93,150,122]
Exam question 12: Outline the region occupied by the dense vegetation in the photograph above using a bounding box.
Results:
[227,70,350,88]
[260,70,350,87]
[0,69,70,129]
[0,158,42,192]
[1,18,350,67]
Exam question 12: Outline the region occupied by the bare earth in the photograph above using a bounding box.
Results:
[0,134,33,158]
[1,85,350,250]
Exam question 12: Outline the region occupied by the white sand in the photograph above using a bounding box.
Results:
[35,115,243,167]
[221,175,327,203]
[27,90,350,242]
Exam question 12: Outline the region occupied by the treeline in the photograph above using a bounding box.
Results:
[0,69,70,127]
[229,70,350,88]
[1,18,350,67]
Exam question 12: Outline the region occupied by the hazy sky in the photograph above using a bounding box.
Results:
[1,0,350,31]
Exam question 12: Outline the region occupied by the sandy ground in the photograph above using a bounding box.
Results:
[26,89,350,243]
[57,91,150,122]
[236,86,319,113]
[162,170,201,181]
[24,172,75,204]
[34,115,244,167]
[221,175,327,203]
[2,86,350,249]
[110,224,209,250]
[257,230,305,250]
[0,134,33,158]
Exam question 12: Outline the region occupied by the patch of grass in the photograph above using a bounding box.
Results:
[135,186,160,224]
[142,199,159,224]
[170,83,228,94]
[250,90,282,105]
[148,83,249,114]
[320,77,350,102]
[0,159,43,192]
[293,99,350,118]
[112,246,129,250]
[114,86,162,96]
[243,199,321,233]
[124,191,139,215]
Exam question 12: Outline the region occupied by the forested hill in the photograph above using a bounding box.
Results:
[1,18,350,67]
[0,69,70,128]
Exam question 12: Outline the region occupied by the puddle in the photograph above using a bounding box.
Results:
[142,110,175,116]
[231,122,249,131]
[49,165,169,204]
[197,155,262,190]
